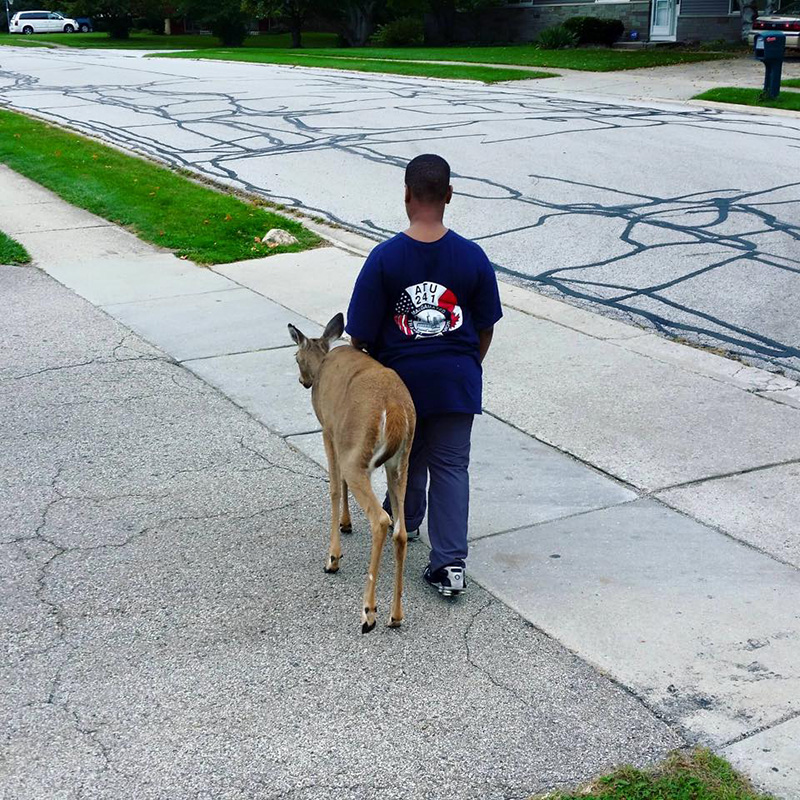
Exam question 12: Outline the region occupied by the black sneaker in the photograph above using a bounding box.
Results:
[423,563,467,597]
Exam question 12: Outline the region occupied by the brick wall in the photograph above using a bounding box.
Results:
[676,14,742,40]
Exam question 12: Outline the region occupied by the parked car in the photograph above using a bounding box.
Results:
[9,10,80,34]
[749,2,800,49]
[64,14,94,32]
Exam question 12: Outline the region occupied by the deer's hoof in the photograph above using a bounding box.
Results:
[361,620,376,634]
[387,616,403,628]
[324,554,340,573]
[340,523,352,534]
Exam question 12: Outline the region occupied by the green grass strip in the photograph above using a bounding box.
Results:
[0,231,32,265]
[301,45,733,72]
[540,749,774,800]
[694,87,800,111]
[782,77,800,89]
[0,110,320,265]
[158,50,548,82]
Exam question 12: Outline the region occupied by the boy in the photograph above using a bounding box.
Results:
[346,154,502,597]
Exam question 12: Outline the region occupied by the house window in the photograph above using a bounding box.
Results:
[730,0,741,13]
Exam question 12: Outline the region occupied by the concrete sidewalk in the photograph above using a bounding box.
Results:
[2,164,799,798]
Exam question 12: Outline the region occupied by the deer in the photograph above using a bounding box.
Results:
[288,313,416,634]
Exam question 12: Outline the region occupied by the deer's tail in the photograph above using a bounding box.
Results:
[369,402,413,471]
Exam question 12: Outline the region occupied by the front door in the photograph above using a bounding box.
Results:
[650,0,678,40]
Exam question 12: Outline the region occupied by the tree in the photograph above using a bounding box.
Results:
[248,0,325,47]
[180,0,250,44]
[65,0,169,38]
[340,0,384,46]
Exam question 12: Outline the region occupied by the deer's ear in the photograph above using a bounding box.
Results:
[322,313,345,344]
[288,324,307,347]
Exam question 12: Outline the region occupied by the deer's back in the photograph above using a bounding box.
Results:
[313,346,414,458]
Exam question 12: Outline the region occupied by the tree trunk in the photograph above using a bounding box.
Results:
[290,14,303,47]
[343,0,380,47]
[164,17,171,35]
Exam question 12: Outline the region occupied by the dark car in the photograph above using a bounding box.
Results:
[56,11,93,31]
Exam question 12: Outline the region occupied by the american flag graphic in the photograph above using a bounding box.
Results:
[394,289,416,336]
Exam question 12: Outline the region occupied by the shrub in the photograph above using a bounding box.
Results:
[209,12,249,46]
[563,16,624,46]
[370,16,424,46]
[536,25,578,50]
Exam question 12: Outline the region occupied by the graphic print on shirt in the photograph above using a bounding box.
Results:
[394,282,463,338]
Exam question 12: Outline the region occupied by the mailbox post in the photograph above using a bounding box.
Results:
[754,31,786,99]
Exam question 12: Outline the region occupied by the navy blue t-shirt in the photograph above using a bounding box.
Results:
[345,230,503,419]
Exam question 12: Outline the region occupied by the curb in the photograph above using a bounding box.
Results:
[686,98,800,117]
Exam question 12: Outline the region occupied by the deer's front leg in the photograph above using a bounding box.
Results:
[322,432,342,574]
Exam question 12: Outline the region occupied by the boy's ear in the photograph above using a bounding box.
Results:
[445,185,453,205]
[322,313,345,344]
[288,323,307,347]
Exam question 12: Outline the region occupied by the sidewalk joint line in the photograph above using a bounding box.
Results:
[482,408,643,494]
[208,265,330,330]
[718,707,800,749]
[102,286,241,310]
[653,456,800,493]
[180,344,294,363]
[468,499,640,544]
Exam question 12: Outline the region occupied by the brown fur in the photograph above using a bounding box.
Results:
[289,315,416,633]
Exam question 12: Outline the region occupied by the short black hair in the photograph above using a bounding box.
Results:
[405,154,451,203]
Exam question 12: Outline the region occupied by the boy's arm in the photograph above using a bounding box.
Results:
[478,326,494,363]
[473,253,503,363]
[345,251,386,351]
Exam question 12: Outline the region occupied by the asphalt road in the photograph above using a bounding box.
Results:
[1,47,799,374]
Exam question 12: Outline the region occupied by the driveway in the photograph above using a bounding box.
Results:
[1,47,799,374]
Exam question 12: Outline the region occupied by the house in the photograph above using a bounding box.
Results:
[447,0,743,44]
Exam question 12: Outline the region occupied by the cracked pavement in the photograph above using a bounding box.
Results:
[0,48,799,374]
[0,264,684,798]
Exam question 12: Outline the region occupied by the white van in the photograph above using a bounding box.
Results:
[9,10,79,34]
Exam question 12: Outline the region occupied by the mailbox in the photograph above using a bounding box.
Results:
[754,31,786,61]
[754,31,786,99]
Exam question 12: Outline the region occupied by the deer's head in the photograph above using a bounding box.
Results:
[288,313,345,389]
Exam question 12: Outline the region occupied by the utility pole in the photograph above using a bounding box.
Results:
[4,0,12,33]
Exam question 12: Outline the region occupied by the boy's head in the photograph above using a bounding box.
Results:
[404,154,453,219]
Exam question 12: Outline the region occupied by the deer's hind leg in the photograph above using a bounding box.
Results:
[385,447,410,628]
[340,480,352,534]
[322,431,343,574]
[343,466,391,634]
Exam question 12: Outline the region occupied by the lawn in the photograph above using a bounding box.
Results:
[0,31,339,49]
[782,77,800,88]
[540,749,774,800]
[0,231,31,265]
[694,87,800,110]
[0,29,734,72]
[302,45,734,72]
[159,49,550,82]
[0,110,320,264]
